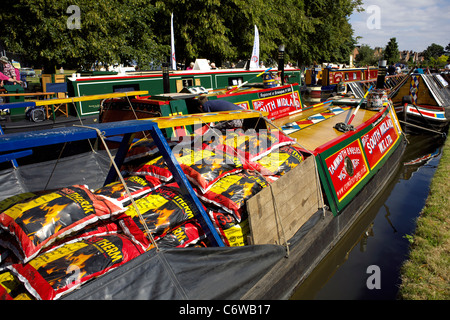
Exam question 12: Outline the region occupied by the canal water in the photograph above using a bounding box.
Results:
[290,132,446,299]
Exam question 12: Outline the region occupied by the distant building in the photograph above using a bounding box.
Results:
[399,50,425,64]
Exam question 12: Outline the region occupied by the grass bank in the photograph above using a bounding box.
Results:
[398,129,450,300]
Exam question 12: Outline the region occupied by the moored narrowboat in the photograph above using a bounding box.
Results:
[390,72,450,133]
[0,69,406,300]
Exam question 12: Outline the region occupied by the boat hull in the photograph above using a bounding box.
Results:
[395,104,449,133]
[62,133,406,300]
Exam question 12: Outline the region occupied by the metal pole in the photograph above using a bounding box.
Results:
[278,44,285,85]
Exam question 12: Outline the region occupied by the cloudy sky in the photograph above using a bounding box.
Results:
[349,0,450,52]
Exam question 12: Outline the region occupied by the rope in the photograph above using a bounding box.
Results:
[123,92,149,139]
[43,141,67,190]
[71,97,96,153]
[73,124,159,252]
[399,119,446,136]
[43,97,99,190]
[261,114,327,218]
[197,114,309,256]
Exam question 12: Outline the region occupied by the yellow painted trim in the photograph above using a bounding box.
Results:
[33,91,149,106]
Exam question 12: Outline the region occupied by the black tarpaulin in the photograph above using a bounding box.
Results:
[63,244,286,300]
[0,150,289,300]
[0,151,112,201]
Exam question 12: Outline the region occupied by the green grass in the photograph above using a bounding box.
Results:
[398,129,450,300]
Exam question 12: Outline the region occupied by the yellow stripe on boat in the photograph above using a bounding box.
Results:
[139,109,269,129]
[32,91,149,106]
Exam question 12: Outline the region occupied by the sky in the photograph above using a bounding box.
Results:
[349,0,450,52]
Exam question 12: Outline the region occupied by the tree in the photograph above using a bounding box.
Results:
[429,55,449,68]
[423,43,444,62]
[0,0,167,72]
[355,45,377,66]
[0,0,364,71]
[383,37,399,65]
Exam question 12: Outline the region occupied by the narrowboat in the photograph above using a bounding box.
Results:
[68,65,302,118]
[0,91,148,135]
[390,72,450,133]
[305,65,407,101]
[0,69,406,300]
[1,64,302,134]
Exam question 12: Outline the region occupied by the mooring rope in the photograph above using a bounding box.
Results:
[399,119,446,136]
[196,115,292,255]
[123,92,149,139]
[44,98,96,190]
[260,114,327,218]
[73,124,159,252]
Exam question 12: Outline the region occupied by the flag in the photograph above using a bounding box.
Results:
[249,25,259,69]
[171,13,176,70]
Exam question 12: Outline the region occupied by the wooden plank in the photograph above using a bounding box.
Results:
[140,110,270,129]
[272,105,330,127]
[288,109,376,151]
[0,92,55,97]
[33,90,149,106]
[246,155,320,245]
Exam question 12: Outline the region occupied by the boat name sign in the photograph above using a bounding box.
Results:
[361,113,399,169]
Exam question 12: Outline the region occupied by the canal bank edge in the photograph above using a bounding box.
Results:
[398,128,450,300]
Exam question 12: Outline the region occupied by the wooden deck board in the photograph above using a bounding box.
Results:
[287,108,376,151]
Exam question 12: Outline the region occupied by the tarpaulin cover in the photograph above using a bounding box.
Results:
[0,150,320,300]
[63,244,286,300]
[0,151,112,202]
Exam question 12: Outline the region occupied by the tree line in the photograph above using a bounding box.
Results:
[0,0,363,71]
[355,38,450,69]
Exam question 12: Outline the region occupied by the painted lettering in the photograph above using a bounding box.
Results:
[95,238,123,263]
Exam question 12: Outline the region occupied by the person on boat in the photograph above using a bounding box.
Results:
[0,71,21,87]
[413,65,424,74]
[186,62,194,70]
[198,95,243,130]
[0,56,18,84]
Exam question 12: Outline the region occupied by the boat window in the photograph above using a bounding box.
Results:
[181,78,194,87]
[228,77,244,86]
[113,84,140,92]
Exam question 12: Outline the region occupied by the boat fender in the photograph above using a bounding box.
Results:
[402,95,413,105]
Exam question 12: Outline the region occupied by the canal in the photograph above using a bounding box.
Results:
[290,132,446,299]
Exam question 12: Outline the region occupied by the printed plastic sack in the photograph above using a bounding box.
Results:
[8,234,143,300]
[123,138,179,164]
[178,149,243,193]
[214,129,294,163]
[121,136,189,171]
[253,145,304,176]
[0,185,124,263]
[0,238,19,270]
[44,220,120,251]
[156,220,206,248]
[208,210,249,247]
[196,171,268,221]
[129,148,243,193]
[94,175,162,206]
[241,129,295,162]
[0,271,33,300]
[119,185,199,250]
[0,190,53,213]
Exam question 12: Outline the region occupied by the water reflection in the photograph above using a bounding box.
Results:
[290,133,445,300]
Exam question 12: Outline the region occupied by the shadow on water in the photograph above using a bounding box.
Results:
[290,133,446,300]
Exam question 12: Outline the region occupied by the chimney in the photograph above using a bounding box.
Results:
[376,60,387,89]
